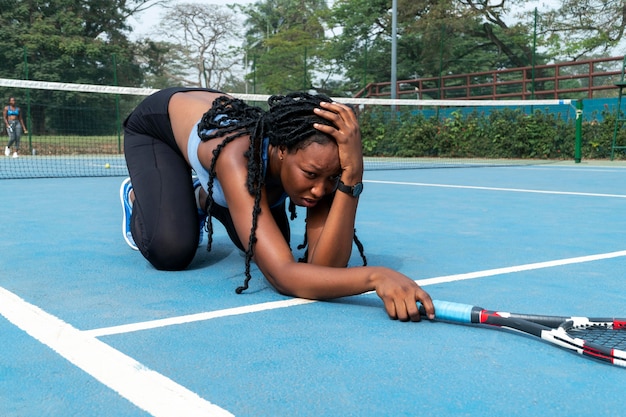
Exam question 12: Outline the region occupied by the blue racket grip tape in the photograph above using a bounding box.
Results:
[418,300,475,323]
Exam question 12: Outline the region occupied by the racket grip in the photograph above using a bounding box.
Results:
[418,300,477,323]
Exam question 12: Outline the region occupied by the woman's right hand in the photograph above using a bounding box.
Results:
[371,267,435,322]
[313,101,363,179]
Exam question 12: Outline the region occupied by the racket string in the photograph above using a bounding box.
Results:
[568,326,626,350]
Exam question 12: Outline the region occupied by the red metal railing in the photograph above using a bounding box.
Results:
[355,56,626,100]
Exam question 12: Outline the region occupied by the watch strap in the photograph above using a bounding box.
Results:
[336,180,363,197]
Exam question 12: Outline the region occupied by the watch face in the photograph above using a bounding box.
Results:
[352,182,363,197]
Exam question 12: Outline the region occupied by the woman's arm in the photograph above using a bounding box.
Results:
[304,188,359,267]
[214,141,434,322]
[304,101,365,267]
[253,203,434,322]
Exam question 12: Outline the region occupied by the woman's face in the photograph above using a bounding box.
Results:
[279,140,341,208]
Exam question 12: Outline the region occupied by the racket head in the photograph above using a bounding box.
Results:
[557,317,626,366]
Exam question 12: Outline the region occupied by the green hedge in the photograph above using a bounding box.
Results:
[357,106,626,160]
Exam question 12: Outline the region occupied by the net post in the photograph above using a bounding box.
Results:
[113,53,122,154]
[575,100,583,163]
[23,47,33,154]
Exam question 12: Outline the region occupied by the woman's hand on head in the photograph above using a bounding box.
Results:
[313,101,363,178]
[371,267,435,322]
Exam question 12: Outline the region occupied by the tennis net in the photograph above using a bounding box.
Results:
[0,78,576,179]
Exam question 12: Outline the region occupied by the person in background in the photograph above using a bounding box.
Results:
[3,97,28,158]
[120,87,435,322]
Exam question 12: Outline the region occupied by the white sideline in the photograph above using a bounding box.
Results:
[2,249,626,417]
[363,180,626,198]
[0,287,234,417]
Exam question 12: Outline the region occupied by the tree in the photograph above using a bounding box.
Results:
[240,0,329,94]
[133,39,190,89]
[0,0,159,135]
[323,0,542,95]
[537,0,626,60]
[158,3,240,89]
[323,0,397,94]
[0,0,164,84]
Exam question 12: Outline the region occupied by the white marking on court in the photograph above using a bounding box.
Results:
[85,250,626,337]
[512,166,626,173]
[0,287,234,417]
[84,298,316,337]
[364,179,626,198]
[3,250,626,415]
[415,250,626,286]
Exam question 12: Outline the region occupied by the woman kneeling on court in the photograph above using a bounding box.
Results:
[121,87,434,322]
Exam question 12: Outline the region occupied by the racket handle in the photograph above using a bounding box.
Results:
[419,300,480,324]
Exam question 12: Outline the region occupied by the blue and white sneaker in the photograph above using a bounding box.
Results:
[120,178,138,250]
[193,178,207,246]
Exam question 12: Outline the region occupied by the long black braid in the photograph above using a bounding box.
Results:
[197,92,366,293]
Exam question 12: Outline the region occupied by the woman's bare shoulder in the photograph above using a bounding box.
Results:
[169,91,232,155]
[169,91,230,119]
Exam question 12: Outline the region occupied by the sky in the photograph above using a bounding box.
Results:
[128,0,256,39]
[128,0,559,40]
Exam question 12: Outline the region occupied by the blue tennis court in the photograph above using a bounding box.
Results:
[1,161,626,416]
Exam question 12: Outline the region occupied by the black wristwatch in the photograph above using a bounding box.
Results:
[336,180,363,198]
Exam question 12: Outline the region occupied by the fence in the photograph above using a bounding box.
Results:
[356,56,626,101]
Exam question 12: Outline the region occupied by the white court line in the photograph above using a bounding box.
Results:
[2,250,626,416]
[512,166,626,173]
[84,298,316,337]
[0,287,234,417]
[415,249,626,286]
[86,249,626,337]
[364,179,626,198]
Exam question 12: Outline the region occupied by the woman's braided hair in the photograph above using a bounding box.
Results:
[197,92,367,293]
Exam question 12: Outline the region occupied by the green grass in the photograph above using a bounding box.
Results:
[22,135,124,155]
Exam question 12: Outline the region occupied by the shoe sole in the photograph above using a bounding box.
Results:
[119,178,139,251]
[193,178,205,246]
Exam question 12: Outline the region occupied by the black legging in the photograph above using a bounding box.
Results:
[123,87,290,270]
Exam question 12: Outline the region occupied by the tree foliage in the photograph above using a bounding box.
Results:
[239,0,328,94]
[157,3,239,89]
[1,0,623,98]
[323,0,544,95]
[133,39,189,89]
[0,0,159,134]
[537,0,626,60]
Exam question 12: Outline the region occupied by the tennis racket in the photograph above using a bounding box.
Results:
[419,300,626,368]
